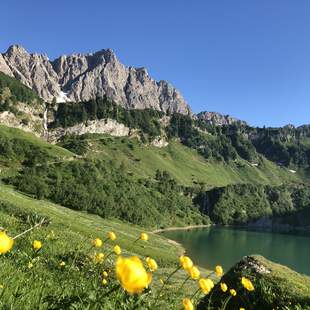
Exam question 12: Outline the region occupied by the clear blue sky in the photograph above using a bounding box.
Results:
[1,0,310,127]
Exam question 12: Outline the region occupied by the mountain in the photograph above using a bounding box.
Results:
[1,44,310,230]
[1,45,191,115]
[197,111,247,126]
[1,44,310,310]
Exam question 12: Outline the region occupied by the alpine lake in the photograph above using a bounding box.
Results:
[162,226,310,275]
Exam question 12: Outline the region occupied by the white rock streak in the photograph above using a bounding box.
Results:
[56,90,69,103]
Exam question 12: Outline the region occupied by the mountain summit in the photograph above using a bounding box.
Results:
[0,45,191,115]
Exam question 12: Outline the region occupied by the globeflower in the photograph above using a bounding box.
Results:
[93,252,105,264]
[32,240,42,251]
[188,265,200,280]
[182,298,194,310]
[146,257,158,272]
[102,271,108,277]
[230,288,237,296]
[140,233,149,241]
[108,231,116,241]
[199,278,214,295]
[179,255,193,270]
[215,265,223,277]
[114,245,121,255]
[241,277,254,291]
[116,256,152,294]
[220,282,228,292]
[102,279,108,286]
[59,261,66,267]
[92,238,103,248]
[0,231,14,254]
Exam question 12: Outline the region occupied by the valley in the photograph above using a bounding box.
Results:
[1,45,310,309]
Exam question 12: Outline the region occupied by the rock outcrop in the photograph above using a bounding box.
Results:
[49,118,131,141]
[197,255,310,310]
[197,111,247,126]
[1,45,191,115]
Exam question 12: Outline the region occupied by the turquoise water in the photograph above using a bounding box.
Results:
[162,227,310,275]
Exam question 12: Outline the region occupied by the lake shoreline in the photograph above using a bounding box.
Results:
[151,224,211,234]
[151,224,211,256]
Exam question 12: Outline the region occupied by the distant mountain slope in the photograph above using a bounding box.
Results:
[0,72,45,135]
[1,45,191,115]
[197,111,247,126]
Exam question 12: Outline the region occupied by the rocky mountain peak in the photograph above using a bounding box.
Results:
[0,45,191,115]
[197,111,247,126]
[6,44,28,56]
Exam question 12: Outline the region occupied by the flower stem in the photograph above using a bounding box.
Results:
[153,265,181,306]
[190,288,201,300]
[13,218,46,240]
[176,275,190,294]
[221,296,232,310]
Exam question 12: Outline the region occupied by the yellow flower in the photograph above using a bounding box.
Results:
[146,257,158,272]
[108,231,117,241]
[114,245,122,255]
[159,278,164,285]
[179,255,193,270]
[199,278,214,295]
[59,261,66,267]
[241,277,254,291]
[102,279,108,286]
[140,233,149,241]
[28,261,33,269]
[183,298,194,310]
[102,271,108,277]
[188,265,200,280]
[92,238,103,248]
[32,240,42,251]
[230,289,237,296]
[116,256,152,294]
[215,265,223,277]
[220,282,228,292]
[240,308,245,310]
[0,284,4,289]
[93,252,105,264]
[0,231,14,254]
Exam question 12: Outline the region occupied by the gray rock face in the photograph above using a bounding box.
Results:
[2,45,62,101]
[0,54,13,76]
[1,45,191,115]
[197,111,247,126]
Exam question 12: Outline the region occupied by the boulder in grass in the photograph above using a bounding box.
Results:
[197,255,310,310]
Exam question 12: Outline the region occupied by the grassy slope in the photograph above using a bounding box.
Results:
[0,127,309,308]
[0,125,74,177]
[0,184,180,265]
[0,125,304,188]
[0,184,213,309]
[0,125,73,159]
[84,135,303,187]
